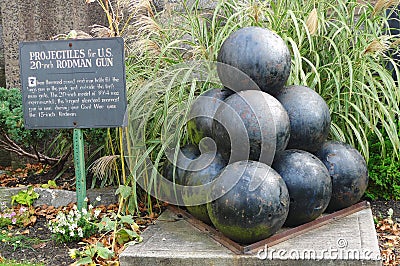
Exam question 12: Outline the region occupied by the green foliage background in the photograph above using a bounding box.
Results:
[0,0,399,208]
[0,87,108,173]
[0,88,49,150]
[123,0,400,205]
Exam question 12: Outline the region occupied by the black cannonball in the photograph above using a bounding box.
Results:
[187,88,233,144]
[275,85,331,153]
[272,149,332,226]
[163,144,200,185]
[315,141,369,212]
[207,160,289,244]
[212,90,290,165]
[217,26,291,94]
[183,152,227,224]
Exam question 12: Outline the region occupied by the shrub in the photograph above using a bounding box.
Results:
[0,87,109,183]
[366,122,400,200]
[0,88,54,161]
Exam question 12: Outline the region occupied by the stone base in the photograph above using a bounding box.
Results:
[0,186,118,207]
[120,206,382,266]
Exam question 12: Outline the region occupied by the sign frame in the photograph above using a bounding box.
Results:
[19,37,127,129]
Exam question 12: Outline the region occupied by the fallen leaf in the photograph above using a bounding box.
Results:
[379,224,392,231]
[83,236,98,245]
[23,215,37,227]
[382,235,398,240]
[32,242,46,249]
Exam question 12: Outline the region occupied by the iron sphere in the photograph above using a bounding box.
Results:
[163,144,200,185]
[274,85,331,153]
[272,149,332,226]
[315,141,369,212]
[187,88,233,144]
[212,90,290,164]
[217,26,291,94]
[183,152,227,224]
[207,160,290,244]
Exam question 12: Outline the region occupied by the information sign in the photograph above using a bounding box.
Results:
[19,37,126,129]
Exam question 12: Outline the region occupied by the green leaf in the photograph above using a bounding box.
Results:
[84,246,97,257]
[116,228,139,245]
[11,187,39,206]
[126,228,139,238]
[48,180,57,188]
[120,215,135,224]
[115,185,132,199]
[96,245,114,260]
[75,256,93,266]
[98,216,116,232]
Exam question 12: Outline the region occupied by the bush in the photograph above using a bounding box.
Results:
[0,88,109,180]
[0,88,52,156]
[366,123,400,200]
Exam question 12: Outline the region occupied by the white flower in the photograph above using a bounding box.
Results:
[94,209,101,218]
[77,228,83,238]
[58,214,66,223]
[88,204,94,210]
[82,208,88,215]
[70,231,75,237]
[84,197,89,202]
[96,196,101,202]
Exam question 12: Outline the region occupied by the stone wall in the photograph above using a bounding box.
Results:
[0,0,105,89]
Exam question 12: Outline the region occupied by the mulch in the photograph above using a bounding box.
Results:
[0,215,79,265]
[0,164,78,265]
[0,163,76,190]
[0,163,399,265]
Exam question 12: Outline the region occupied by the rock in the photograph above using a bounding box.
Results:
[0,186,118,208]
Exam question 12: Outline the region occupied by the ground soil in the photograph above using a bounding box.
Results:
[0,164,98,191]
[0,200,397,266]
[0,164,399,265]
[370,199,400,222]
[0,216,79,265]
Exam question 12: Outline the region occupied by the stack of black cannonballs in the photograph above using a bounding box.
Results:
[166,26,369,244]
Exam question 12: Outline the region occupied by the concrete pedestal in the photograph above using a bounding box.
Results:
[120,206,382,266]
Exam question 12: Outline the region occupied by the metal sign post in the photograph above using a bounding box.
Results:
[73,129,87,210]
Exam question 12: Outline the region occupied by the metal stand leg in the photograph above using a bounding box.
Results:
[73,128,87,210]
